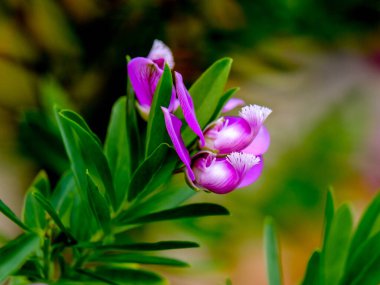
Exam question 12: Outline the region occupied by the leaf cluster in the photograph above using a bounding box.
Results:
[0,58,234,284]
[263,190,380,285]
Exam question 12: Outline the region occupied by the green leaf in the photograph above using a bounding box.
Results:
[32,191,75,244]
[86,172,111,232]
[226,278,233,285]
[90,253,188,267]
[322,203,353,285]
[181,58,232,145]
[342,231,380,285]
[347,192,380,261]
[97,240,199,251]
[0,200,29,232]
[322,189,335,250]
[50,171,76,218]
[264,217,283,285]
[122,182,195,221]
[104,96,131,203]
[125,203,229,224]
[60,109,102,146]
[0,233,40,282]
[208,87,240,123]
[127,143,175,202]
[300,251,320,285]
[55,108,117,210]
[350,254,380,285]
[22,171,51,231]
[145,64,173,157]
[94,267,167,285]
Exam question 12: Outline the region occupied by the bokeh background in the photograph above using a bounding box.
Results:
[1,0,380,284]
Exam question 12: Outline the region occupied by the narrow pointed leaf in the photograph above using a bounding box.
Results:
[127,143,175,202]
[342,231,380,285]
[32,191,75,244]
[55,108,117,210]
[86,172,111,232]
[98,240,199,251]
[322,189,335,249]
[23,171,51,231]
[300,251,320,285]
[0,233,40,282]
[145,64,173,156]
[322,204,353,285]
[209,87,239,120]
[125,203,229,224]
[104,96,131,202]
[0,200,29,231]
[181,58,232,144]
[91,253,188,267]
[347,192,380,261]
[264,217,283,285]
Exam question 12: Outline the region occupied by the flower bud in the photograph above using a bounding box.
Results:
[189,152,260,194]
[203,116,254,154]
[202,104,272,155]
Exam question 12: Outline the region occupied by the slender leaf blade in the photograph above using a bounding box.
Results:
[0,233,40,282]
[145,64,173,157]
[181,58,232,145]
[322,204,353,285]
[341,232,380,285]
[104,96,131,202]
[97,240,199,251]
[125,203,229,224]
[55,108,117,210]
[91,253,188,267]
[86,172,111,232]
[300,251,321,285]
[0,200,29,232]
[127,143,174,202]
[347,192,380,261]
[264,217,283,285]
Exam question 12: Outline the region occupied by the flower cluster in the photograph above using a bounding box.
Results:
[128,40,271,194]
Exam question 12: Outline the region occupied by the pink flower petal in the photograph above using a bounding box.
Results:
[222,98,245,113]
[237,156,264,188]
[242,126,270,156]
[128,57,162,107]
[147,39,175,69]
[161,107,195,181]
[175,72,205,146]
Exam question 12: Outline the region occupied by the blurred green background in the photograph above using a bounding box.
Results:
[1,0,380,284]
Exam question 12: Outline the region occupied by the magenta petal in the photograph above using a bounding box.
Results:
[191,152,240,194]
[242,126,270,155]
[237,156,264,188]
[222,98,245,113]
[161,107,195,181]
[174,72,205,146]
[147,39,175,69]
[128,57,162,107]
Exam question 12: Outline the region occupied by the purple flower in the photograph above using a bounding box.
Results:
[147,39,175,69]
[203,104,272,155]
[189,152,261,194]
[162,103,269,194]
[128,40,204,144]
[128,40,176,119]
